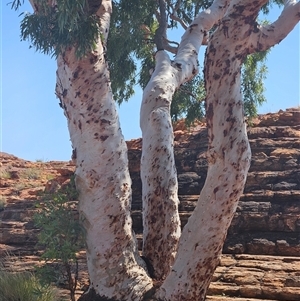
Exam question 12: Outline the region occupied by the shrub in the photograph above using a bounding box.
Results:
[34,175,84,301]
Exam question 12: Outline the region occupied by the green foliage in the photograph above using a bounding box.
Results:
[0,271,57,301]
[166,0,212,27]
[108,0,157,103]
[108,0,277,118]
[12,0,283,120]
[34,175,84,301]
[242,50,269,117]
[12,0,100,57]
[10,0,24,10]
[171,74,206,125]
[261,0,284,14]
[0,257,58,301]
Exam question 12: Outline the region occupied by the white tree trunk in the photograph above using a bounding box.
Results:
[155,0,299,300]
[140,51,181,281]
[55,1,153,299]
[140,0,229,280]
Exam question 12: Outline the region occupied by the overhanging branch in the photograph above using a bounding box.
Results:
[252,0,300,52]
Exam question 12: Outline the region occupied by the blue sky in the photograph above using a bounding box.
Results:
[1,2,299,161]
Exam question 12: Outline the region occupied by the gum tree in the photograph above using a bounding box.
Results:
[12,0,299,300]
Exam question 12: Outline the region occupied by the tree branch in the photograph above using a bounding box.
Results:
[165,0,182,14]
[252,0,300,52]
[163,38,179,54]
[96,0,112,43]
[155,0,168,50]
[178,86,201,100]
[174,0,230,83]
[169,12,188,30]
[166,0,188,30]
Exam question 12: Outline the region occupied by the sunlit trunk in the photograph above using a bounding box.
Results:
[140,0,230,281]
[55,1,153,299]
[156,0,299,299]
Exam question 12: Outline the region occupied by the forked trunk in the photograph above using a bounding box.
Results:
[140,0,230,280]
[155,0,299,299]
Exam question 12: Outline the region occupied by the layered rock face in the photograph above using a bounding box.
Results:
[0,156,75,256]
[129,108,300,257]
[0,108,299,300]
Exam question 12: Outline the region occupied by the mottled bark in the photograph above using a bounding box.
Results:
[140,0,230,281]
[155,1,299,300]
[54,1,153,300]
[252,0,300,52]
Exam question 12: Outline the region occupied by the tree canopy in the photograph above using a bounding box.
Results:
[12,0,282,122]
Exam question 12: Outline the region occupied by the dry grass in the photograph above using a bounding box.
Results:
[0,255,60,301]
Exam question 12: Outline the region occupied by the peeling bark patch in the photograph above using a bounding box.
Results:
[62,89,68,98]
[100,119,111,125]
[222,25,229,38]
[100,135,109,141]
[213,186,219,194]
[90,54,98,65]
[213,73,220,80]
[108,214,119,227]
[206,103,214,129]
[208,44,216,56]
[73,66,82,80]
[174,63,182,70]
[73,70,79,79]
[234,4,245,14]
[189,23,198,33]
[72,148,77,160]
[257,41,264,51]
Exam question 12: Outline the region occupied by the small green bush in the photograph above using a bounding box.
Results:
[34,175,84,301]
